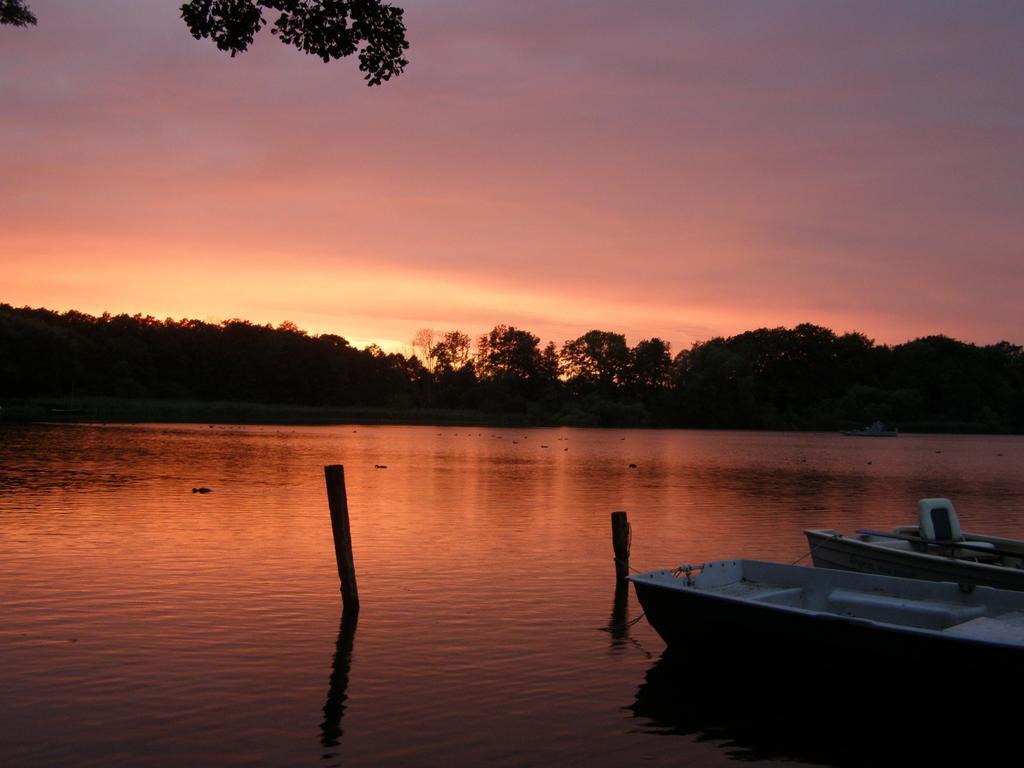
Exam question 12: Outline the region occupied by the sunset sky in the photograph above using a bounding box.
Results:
[2,1,1022,353]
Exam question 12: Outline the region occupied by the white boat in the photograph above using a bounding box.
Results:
[629,559,1024,676]
[840,420,898,436]
[805,498,1024,590]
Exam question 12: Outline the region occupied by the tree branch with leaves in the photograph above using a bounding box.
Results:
[180,1,409,84]
[2,0,409,86]
[0,0,36,27]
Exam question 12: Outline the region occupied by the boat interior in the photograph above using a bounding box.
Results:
[743,583,995,632]
[654,558,1024,642]
[740,581,1024,641]
[829,498,1024,567]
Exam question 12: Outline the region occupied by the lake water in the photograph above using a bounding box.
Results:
[2,424,1023,767]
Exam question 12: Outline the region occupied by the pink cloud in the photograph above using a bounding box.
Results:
[2,0,1022,351]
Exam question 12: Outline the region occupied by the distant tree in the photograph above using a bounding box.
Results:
[539,341,560,384]
[886,335,999,425]
[180,0,408,84]
[672,337,759,428]
[411,328,436,372]
[2,1,409,86]
[630,338,673,389]
[0,0,35,26]
[534,341,563,408]
[476,325,542,383]
[425,330,476,407]
[430,331,472,374]
[277,320,308,336]
[560,330,631,396]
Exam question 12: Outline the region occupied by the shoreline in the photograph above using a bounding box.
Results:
[0,397,1018,435]
[0,397,531,428]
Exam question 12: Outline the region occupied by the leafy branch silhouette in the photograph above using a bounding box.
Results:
[2,1,409,86]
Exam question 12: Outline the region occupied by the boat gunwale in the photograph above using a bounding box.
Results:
[629,561,1024,650]
[804,528,1024,576]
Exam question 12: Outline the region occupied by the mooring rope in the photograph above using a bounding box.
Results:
[622,611,646,628]
[790,532,840,565]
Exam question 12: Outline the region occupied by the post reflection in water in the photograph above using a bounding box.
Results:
[608,580,629,647]
[605,580,653,661]
[320,609,359,751]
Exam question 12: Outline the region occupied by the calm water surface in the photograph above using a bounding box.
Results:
[2,424,1023,766]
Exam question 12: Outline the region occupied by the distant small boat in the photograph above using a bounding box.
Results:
[805,498,1024,590]
[49,407,84,415]
[630,559,1024,676]
[840,420,897,436]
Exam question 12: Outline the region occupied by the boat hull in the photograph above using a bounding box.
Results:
[805,530,1024,591]
[631,575,1024,679]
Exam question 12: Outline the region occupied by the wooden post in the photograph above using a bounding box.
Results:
[325,465,359,613]
[611,510,631,581]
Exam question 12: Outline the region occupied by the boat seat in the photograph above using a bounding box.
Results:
[827,588,986,630]
[917,498,997,559]
[869,539,915,551]
[918,498,963,542]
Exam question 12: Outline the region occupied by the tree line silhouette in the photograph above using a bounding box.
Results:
[1,303,1021,432]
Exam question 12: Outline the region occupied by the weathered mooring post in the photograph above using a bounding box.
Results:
[325,464,360,613]
[611,510,631,581]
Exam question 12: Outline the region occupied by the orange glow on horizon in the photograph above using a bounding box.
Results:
[2,2,1022,349]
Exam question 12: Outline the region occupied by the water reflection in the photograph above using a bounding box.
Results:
[607,581,629,647]
[2,424,1022,767]
[631,648,1019,765]
[320,610,358,750]
[603,581,653,660]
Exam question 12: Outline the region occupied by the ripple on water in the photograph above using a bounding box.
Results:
[1,424,1023,766]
